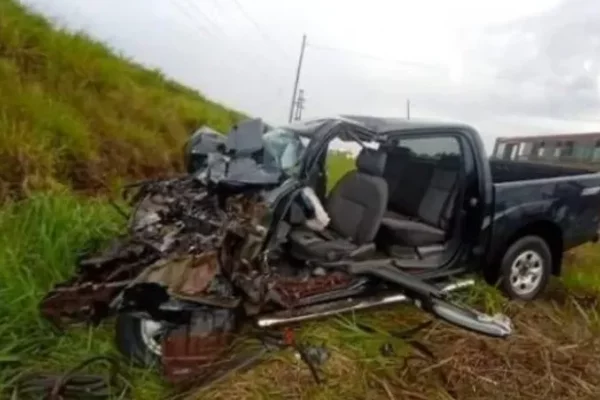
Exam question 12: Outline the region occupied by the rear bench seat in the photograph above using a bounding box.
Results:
[380,153,459,248]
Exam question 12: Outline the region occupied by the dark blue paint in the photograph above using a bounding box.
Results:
[487,173,600,262]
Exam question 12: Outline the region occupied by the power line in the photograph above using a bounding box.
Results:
[172,0,211,37]
[178,0,288,76]
[169,0,289,117]
[172,0,288,86]
[229,0,292,60]
[306,42,600,124]
[171,1,297,121]
[207,0,228,15]
[181,0,226,39]
[307,42,448,72]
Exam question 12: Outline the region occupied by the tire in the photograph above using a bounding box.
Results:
[115,314,163,368]
[498,235,552,301]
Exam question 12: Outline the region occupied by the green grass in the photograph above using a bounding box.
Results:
[561,244,600,295]
[326,150,356,191]
[0,0,244,200]
[0,192,169,399]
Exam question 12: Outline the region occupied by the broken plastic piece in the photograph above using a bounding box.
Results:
[427,299,513,338]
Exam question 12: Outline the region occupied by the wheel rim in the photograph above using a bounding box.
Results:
[509,249,544,296]
[140,319,164,356]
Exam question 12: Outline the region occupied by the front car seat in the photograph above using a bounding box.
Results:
[289,147,388,261]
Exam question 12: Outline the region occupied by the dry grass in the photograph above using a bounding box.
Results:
[193,277,600,400]
[179,247,600,400]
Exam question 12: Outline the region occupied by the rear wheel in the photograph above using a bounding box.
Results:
[115,314,165,367]
[498,235,552,301]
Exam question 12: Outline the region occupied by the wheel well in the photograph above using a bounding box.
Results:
[486,221,563,283]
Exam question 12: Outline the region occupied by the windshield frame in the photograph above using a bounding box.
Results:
[261,127,312,177]
[296,119,378,182]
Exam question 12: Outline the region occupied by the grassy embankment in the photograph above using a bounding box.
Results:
[0,0,243,201]
[2,1,600,399]
[0,0,239,397]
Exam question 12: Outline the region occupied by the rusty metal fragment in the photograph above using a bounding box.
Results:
[161,308,237,384]
[39,240,159,326]
[141,252,218,298]
[269,271,354,307]
[162,332,233,384]
[40,279,127,327]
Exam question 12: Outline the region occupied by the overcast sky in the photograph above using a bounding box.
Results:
[20,0,600,153]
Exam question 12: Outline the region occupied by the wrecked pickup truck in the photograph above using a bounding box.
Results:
[40,116,600,379]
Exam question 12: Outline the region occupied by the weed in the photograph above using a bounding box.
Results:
[561,245,600,295]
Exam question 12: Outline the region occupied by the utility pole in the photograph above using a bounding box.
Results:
[294,89,305,121]
[406,99,411,120]
[288,34,307,123]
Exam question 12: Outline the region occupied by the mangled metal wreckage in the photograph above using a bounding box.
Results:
[41,117,513,383]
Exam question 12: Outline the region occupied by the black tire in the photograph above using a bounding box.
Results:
[115,314,162,368]
[498,235,552,301]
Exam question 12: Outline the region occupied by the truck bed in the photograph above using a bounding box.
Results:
[489,159,600,254]
[490,159,593,183]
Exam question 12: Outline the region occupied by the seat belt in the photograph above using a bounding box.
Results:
[302,187,330,232]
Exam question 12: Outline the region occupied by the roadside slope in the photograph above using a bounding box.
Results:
[0,0,244,200]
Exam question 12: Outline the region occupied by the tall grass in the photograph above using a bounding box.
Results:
[0,191,121,323]
[0,193,116,362]
[0,0,244,200]
[562,244,600,295]
[0,192,173,398]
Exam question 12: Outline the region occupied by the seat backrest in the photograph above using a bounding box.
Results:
[417,159,459,230]
[383,149,434,218]
[381,145,410,196]
[327,148,388,244]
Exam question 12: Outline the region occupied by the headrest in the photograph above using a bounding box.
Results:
[356,148,387,176]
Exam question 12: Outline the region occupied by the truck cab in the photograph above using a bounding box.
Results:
[276,116,600,300]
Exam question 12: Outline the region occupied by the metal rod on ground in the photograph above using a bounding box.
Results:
[288,34,307,123]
